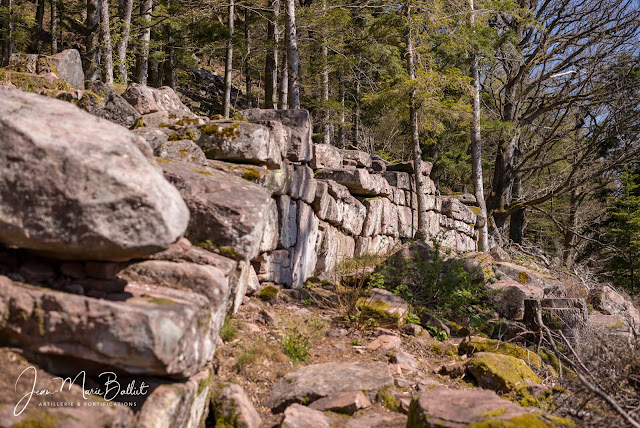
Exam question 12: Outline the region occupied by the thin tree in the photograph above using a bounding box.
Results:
[50,0,58,54]
[284,0,300,109]
[222,0,234,117]
[469,0,489,251]
[405,2,428,240]
[264,0,279,108]
[35,0,45,53]
[2,0,14,66]
[99,0,114,84]
[320,0,330,144]
[278,49,288,108]
[134,0,152,85]
[84,0,100,84]
[115,0,132,84]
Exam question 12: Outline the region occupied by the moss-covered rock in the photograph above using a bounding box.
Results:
[466,352,541,394]
[259,285,279,301]
[460,337,543,369]
[469,413,575,427]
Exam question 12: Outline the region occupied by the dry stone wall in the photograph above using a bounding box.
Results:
[0,78,480,426]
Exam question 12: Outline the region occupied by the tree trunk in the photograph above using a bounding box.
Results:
[84,0,100,84]
[508,172,524,243]
[1,0,13,66]
[278,48,288,108]
[353,77,360,146]
[149,57,159,86]
[115,0,132,84]
[284,0,300,109]
[50,0,57,54]
[320,0,330,144]
[35,0,45,53]
[163,0,174,89]
[134,0,152,85]
[244,7,252,106]
[338,66,346,148]
[469,0,489,251]
[99,0,114,84]
[405,3,428,240]
[562,189,579,269]
[222,0,234,118]
[264,0,279,109]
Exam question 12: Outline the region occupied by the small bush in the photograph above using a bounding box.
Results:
[374,240,492,328]
[376,386,400,411]
[281,327,311,363]
[220,316,238,342]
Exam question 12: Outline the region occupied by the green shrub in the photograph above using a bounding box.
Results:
[281,327,311,363]
[375,241,492,328]
[220,316,238,342]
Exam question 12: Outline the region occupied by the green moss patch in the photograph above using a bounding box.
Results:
[460,337,543,369]
[259,285,279,301]
[466,352,541,394]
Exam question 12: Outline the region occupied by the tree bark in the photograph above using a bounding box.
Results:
[469,0,489,251]
[264,0,279,108]
[353,77,360,146]
[508,171,524,243]
[84,0,100,84]
[562,189,579,269]
[163,0,174,89]
[338,66,346,148]
[244,7,252,106]
[35,0,45,53]
[320,0,330,144]
[222,0,234,117]
[115,0,132,84]
[99,0,114,84]
[50,0,58,54]
[1,0,13,66]
[405,3,428,240]
[278,48,288,108]
[284,0,300,109]
[134,0,152,85]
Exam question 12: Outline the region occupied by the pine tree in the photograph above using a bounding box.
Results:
[607,165,640,293]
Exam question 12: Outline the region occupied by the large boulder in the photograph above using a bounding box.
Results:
[46,49,85,89]
[161,161,272,261]
[267,361,393,412]
[314,168,391,197]
[78,80,143,129]
[122,83,191,114]
[466,352,540,394]
[0,88,188,261]
[340,149,372,168]
[197,120,284,169]
[459,337,542,369]
[156,138,207,164]
[406,387,570,428]
[486,280,544,320]
[210,382,262,428]
[240,109,313,162]
[589,284,640,329]
[136,367,213,428]
[0,276,216,378]
[119,260,231,329]
[312,144,343,169]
